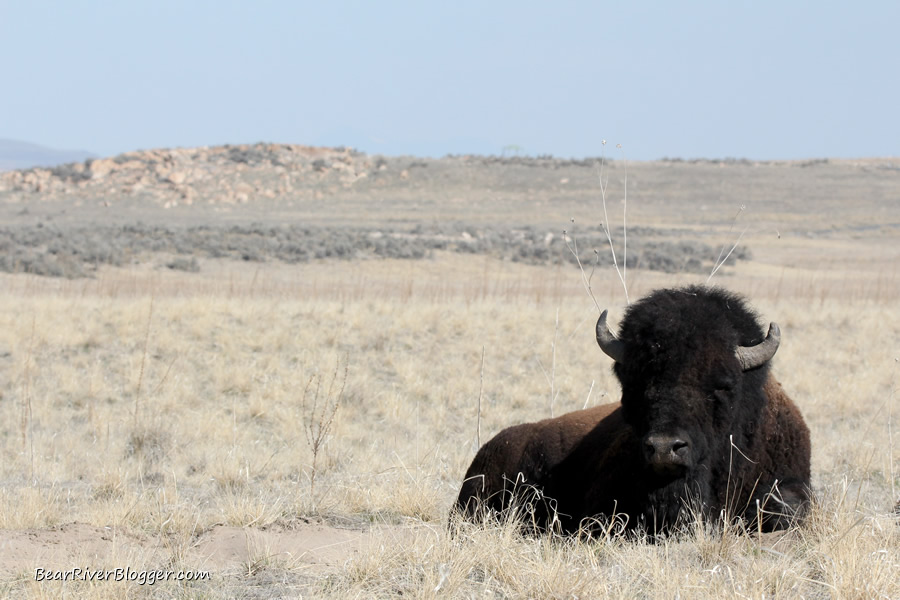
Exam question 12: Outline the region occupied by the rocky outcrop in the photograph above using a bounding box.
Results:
[0,143,380,209]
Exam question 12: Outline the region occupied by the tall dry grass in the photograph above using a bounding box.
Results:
[0,253,897,598]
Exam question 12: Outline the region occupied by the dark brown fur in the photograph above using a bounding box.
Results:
[454,286,811,535]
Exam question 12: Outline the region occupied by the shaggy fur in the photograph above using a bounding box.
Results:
[455,286,811,535]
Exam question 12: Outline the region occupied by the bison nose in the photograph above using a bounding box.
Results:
[643,435,691,470]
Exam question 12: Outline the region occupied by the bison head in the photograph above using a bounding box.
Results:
[595,286,780,522]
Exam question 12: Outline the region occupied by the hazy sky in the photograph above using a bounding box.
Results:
[2,1,898,160]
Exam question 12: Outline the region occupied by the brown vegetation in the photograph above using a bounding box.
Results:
[0,147,898,598]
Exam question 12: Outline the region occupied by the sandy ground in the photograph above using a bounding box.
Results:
[1,520,418,576]
[3,518,801,583]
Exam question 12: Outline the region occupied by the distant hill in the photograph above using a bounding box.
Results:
[1,141,897,279]
[0,138,96,171]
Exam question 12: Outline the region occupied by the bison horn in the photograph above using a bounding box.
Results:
[734,323,781,371]
[596,310,626,363]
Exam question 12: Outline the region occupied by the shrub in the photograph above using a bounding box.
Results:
[166,257,200,272]
[0,224,751,278]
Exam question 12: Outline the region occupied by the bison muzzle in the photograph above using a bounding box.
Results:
[454,285,811,536]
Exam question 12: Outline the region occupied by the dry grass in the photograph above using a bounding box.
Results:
[0,250,897,598]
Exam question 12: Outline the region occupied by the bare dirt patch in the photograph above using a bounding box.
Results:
[0,523,158,574]
[2,520,416,576]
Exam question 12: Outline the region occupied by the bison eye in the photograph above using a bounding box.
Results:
[709,375,735,402]
[710,374,735,391]
[711,388,732,403]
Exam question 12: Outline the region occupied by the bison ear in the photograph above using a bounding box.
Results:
[596,310,626,363]
[734,322,781,371]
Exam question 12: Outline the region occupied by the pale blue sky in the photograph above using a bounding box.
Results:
[2,1,898,160]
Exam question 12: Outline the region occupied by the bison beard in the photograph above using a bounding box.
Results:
[454,286,811,536]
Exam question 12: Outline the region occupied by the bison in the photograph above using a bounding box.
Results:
[455,285,811,535]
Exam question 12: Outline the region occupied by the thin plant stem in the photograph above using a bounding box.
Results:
[551,308,559,417]
[708,205,747,284]
[619,144,627,289]
[563,232,602,314]
[22,315,36,484]
[598,143,629,304]
[134,295,154,427]
[477,345,484,449]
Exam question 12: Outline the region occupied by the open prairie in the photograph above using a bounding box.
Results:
[1,149,898,598]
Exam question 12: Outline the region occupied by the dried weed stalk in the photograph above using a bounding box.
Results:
[301,356,348,498]
[890,357,898,509]
[708,204,749,284]
[535,308,562,417]
[564,141,630,308]
[133,295,154,426]
[600,143,630,304]
[477,345,485,449]
[21,315,36,483]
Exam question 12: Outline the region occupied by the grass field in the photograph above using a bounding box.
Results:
[0,246,897,598]
[1,153,899,598]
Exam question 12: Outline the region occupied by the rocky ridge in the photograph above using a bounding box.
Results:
[0,143,377,210]
[12,142,896,278]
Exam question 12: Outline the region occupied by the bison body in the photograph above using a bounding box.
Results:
[455,286,811,534]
